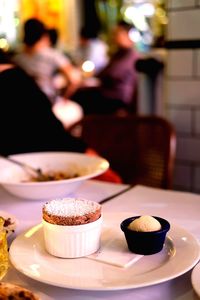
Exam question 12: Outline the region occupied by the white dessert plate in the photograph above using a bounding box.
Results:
[0,210,18,237]
[191,262,200,297]
[0,152,109,200]
[9,213,200,291]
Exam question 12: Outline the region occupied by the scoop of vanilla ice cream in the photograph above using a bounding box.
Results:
[128,215,162,232]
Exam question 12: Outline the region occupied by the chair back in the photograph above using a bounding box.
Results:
[70,114,176,189]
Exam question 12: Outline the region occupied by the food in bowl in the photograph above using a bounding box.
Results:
[24,170,80,182]
[121,215,170,255]
[42,198,103,258]
[0,282,40,300]
[0,152,109,200]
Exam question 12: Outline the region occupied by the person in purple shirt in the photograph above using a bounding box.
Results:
[71,21,139,115]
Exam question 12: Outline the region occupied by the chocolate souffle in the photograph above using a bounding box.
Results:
[43,198,101,226]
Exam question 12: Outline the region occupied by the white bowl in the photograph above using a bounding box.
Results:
[0,152,109,200]
[43,215,103,258]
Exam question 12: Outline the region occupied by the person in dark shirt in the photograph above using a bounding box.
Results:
[0,50,122,183]
[0,65,86,155]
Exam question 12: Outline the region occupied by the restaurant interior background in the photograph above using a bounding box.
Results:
[0,0,199,194]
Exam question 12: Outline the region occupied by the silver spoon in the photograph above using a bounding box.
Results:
[0,155,46,181]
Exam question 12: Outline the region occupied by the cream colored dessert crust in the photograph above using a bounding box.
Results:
[43,209,101,225]
[43,198,101,225]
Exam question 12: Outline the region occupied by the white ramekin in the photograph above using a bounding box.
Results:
[42,216,103,258]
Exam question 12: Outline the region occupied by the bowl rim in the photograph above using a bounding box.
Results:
[120,215,170,235]
[0,151,109,186]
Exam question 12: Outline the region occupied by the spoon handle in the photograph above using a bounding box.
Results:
[0,155,41,178]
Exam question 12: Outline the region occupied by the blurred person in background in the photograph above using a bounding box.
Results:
[71,21,139,115]
[74,26,109,74]
[0,49,122,183]
[47,27,69,94]
[48,28,59,48]
[13,18,81,105]
[13,18,83,129]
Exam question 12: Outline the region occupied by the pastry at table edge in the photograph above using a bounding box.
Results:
[0,282,40,300]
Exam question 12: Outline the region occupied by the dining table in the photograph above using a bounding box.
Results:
[1,179,200,300]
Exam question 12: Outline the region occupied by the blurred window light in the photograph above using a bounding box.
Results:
[82,60,95,73]
[0,0,18,45]
[123,6,135,20]
[138,3,155,17]
[155,7,168,25]
[142,31,153,45]
[121,0,167,49]
[129,28,141,43]
[0,38,9,50]
[124,6,148,31]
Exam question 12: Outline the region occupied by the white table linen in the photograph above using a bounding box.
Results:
[0,180,200,300]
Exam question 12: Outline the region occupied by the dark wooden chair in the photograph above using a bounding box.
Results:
[70,114,176,189]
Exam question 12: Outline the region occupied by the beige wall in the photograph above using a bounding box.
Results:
[18,0,82,51]
[165,0,200,193]
[59,0,83,52]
